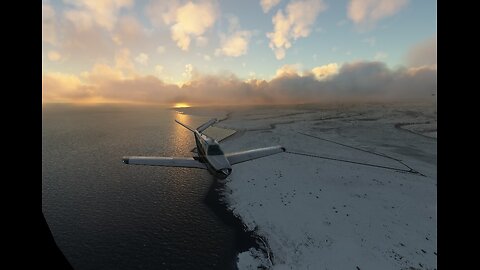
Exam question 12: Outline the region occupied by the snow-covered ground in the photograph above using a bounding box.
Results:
[187,103,437,270]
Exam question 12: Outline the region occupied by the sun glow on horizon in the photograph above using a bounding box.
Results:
[173,102,191,108]
[42,1,436,105]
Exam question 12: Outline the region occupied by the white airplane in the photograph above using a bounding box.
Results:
[122,118,286,179]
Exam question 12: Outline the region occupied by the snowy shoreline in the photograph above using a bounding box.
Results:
[181,103,437,270]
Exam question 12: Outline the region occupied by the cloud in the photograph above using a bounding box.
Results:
[60,4,135,61]
[182,64,195,81]
[64,9,94,32]
[42,3,57,45]
[218,31,251,57]
[275,64,302,77]
[145,0,179,27]
[47,1,149,68]
[63,0,133,31]
[43,60,436,105]
[216,15,251,57]
[87,63,125,82]
[42,72,94,102]
[275,63,338,80]
[154,1,217,51]
[112,16,148,46]
[47,51,62,62]
[267,61,436,103]
[61,22,114,60]
[79,48,136,80]
[114,48,135,72]
[311,63,339,79]
[347,0,408,29]
[134,53,149,66]
[260,0,282,13]
[405,36,437,68]
[267,0,327,59]
[55,1,139,65]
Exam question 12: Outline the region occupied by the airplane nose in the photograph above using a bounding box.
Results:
[122,157,129,164]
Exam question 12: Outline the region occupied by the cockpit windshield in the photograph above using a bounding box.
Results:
[207,145,224,155]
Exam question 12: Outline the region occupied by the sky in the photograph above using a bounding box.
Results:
[42,0,437,106]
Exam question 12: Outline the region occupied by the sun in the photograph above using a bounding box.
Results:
[173,102,191,108]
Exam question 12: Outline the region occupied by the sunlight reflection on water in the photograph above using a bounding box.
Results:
[42,105,238,270]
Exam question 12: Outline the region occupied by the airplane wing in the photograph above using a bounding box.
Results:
[122,156,207,169]
[197,118,217,133]
[225,146,286,165]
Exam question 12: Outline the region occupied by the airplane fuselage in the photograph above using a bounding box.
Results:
[193,131,232,179]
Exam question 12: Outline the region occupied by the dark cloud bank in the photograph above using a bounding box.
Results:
[45,61,437,105]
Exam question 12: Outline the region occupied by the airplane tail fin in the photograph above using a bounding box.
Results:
[196,118,217,133]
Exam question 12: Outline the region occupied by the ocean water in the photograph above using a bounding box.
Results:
[42,104,239,270]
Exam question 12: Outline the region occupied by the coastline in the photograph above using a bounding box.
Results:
[175,107,273,269]
[179,103,436,269]
[204,176,270,269]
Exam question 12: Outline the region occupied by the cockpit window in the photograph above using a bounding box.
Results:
[207,145,224,155]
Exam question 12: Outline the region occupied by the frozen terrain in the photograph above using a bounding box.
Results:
[184,103,437,270]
